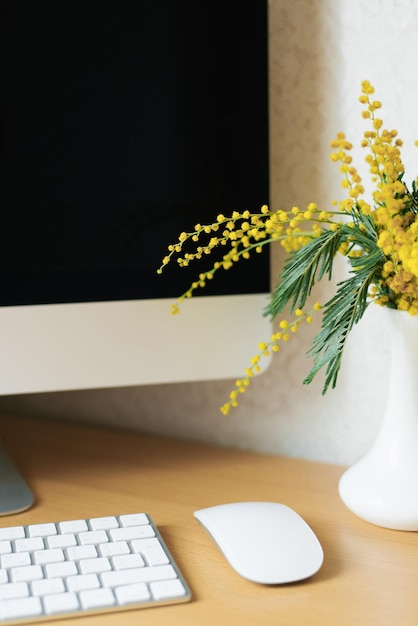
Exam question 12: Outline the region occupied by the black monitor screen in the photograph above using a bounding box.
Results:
[0,1,269,305]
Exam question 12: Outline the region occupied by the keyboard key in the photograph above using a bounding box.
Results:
[79,530,109,545]
[33,548,65,565]
[90,516,119,531]
[45,560,78,579]
[151,578,188,601]
[31,577,65,597]
[1,552,31,569]
[28,523,57,538]
[0,596,42,621]
[0,582,29,601]
[0,527,25,541]
[67,544,98,561]
[66,573,100,592]
[99,540,130,558]
[109,525,155,542]
[59,519,88,534]
[119,513,149,527]
[11,565,43,583]
[0,541,12,555]
[43,591,79,615]
[15,537,44,553]
[79,587,115,610]
[112,553,145,570]
[115,582,151,605]
[132,538,170,565]
[46,533,77,549]
[79,557,112,575]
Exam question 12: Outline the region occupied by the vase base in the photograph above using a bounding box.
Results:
[339,464,418,531]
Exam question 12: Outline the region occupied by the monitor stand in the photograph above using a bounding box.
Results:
[0,444,34,515]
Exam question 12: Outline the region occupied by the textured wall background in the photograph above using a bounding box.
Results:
[1,0,418,465]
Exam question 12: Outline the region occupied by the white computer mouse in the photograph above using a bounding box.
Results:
[194,501,324,584]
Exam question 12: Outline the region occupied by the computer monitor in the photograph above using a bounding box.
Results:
[0,1,271,513]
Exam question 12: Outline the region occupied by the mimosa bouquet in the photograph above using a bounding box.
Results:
[158,81,418,414]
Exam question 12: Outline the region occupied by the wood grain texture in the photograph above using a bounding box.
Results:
[0,414,417,625]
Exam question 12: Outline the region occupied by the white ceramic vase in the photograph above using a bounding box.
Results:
[339,306,418,530]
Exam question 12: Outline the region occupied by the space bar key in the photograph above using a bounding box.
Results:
[102,565,177,587]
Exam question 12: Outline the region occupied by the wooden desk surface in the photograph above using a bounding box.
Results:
[0,414,417,626]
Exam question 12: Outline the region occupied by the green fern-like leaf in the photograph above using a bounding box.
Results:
[265,228,345,319]
[265,216,385,393]
[303,246,383,393]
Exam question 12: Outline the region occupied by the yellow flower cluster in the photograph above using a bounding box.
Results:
[358,81,418,313]
[158,204,335,302]
[220,303,322,415]
[330,133,369,210]
[326,80,418,313]
[278,204,336,252]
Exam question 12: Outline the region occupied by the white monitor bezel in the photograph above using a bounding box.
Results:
[0,293,272,395]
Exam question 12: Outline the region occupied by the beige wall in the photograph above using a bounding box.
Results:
[1,0,418,465]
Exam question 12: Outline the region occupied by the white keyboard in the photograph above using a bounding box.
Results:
[0,513,191,623]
